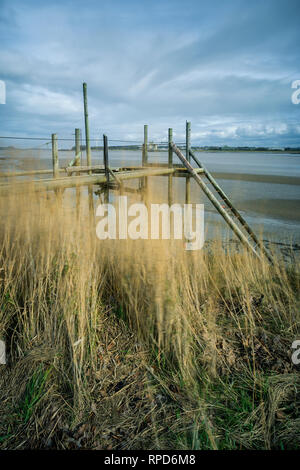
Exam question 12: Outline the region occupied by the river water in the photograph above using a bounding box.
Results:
[1,148,299,244]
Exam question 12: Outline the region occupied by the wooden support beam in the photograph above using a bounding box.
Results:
[103,134,109,183]
[52,133,59,178]
[97,184,139,195]
[171,142,261,260]
[185,121,191,204]
[0,165,202,184]
[142,124,149,201]
[0,169,65,178]
[143,162,182,168]
[104,186,109,204]
[174,168,204,177]
[88,184,94,223]
[142,124,148,166]
[65,164,105,174]
[189,148,258,239]
[168,127,173,207]
[67,130,81,172]
[168,128,173,168]
[189,148,273,263]
[108,167,124,189]
[0,168,177,195]
[67,154,82,169]
[75,128,81,166]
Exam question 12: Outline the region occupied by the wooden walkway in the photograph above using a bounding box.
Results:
[0,82,273,263]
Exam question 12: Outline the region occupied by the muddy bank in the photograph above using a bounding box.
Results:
[236,198,300,223]
[212,172,300,186]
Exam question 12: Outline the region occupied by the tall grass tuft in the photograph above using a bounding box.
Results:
[0,184,299,449]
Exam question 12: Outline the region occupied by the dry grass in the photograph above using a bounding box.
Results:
[0,184,299,450]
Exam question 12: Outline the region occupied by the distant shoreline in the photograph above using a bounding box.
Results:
[1,146,300,154]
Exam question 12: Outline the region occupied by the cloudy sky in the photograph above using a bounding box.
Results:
[0,0,300,147]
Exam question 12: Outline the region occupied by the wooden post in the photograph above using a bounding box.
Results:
[88,184,94,222]
[104,186,109,204]
[103,134,109,184]
[142,124,148,166]
[142,124,148,200]
[75,128,81,166]
[82,80,93,223]
[168,128,173,206]
[185,121,191,204]
[52,133,59,178]
[83,82,91,173]
[186,121,191,162]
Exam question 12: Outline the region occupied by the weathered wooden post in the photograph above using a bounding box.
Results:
[75,128,81,166]
[185,121,191,204]
[142,124,148,166]
[83,82,92,173]
[142,124,148,200]
[103,134,110,203]
[51,133,59,178]
[83,83,93,221]
[168,127,173,206]
[103,134,109,183]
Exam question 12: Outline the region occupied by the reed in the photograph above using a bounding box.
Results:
[0,184,299,450]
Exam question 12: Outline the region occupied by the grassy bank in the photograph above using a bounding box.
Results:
[0,187,299,450]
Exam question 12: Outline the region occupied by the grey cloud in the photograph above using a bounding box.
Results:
[0,0,299,147]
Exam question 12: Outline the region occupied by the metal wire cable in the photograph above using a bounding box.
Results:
[0,135,188,148]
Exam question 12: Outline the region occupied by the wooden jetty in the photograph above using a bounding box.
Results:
[0,83,273,263]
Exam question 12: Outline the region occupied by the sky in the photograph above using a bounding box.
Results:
[0,0,300,147]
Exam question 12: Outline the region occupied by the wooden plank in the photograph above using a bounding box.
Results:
[143,162,182,168]
[118,168,175,180]
[174,168,204,177]
[0,166,203,180]
[65,164,105,174]
[0,169,65,178]
[0,168,177,194]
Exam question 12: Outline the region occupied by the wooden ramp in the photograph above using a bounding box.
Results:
[0,96,273,265]
[171,143,273,263]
